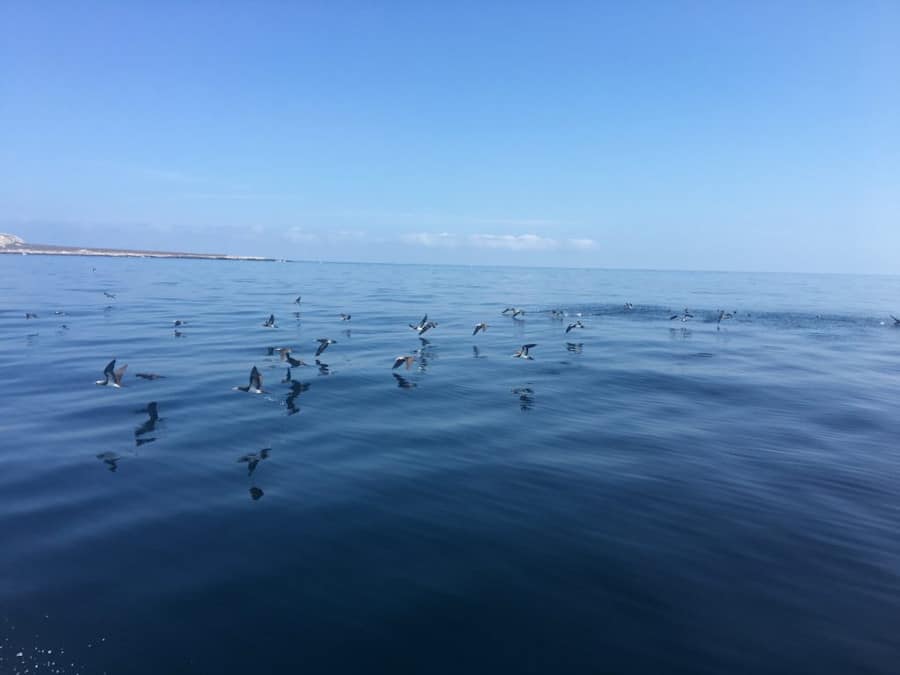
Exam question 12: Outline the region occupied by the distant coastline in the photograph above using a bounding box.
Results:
[0,233,274,261]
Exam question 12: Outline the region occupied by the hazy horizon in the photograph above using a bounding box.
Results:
[2,2,898,274]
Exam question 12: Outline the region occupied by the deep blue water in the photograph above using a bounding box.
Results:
[2,256,899,674]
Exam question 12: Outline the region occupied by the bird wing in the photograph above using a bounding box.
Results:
[315,342,326,356]
[250,366,262,390]
[892,315,900,324]
[392,357,405,369]
[103,359,116,377]
[113,364,128,384]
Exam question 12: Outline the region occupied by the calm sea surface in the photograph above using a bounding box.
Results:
[1,256,899,674]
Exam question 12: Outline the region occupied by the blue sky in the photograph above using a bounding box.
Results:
[1,1,897,272]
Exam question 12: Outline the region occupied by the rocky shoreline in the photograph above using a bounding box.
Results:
[0,233,275,261]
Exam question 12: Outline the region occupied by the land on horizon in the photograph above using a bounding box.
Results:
[0,233,273,262]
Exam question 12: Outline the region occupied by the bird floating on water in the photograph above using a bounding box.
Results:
[96,359,127,387]
[315,338,336,357]
[234,366,265,394]
[513,344,537,360]
[473,322,488,336]
[565,320,584,334]
[392,355,416,370]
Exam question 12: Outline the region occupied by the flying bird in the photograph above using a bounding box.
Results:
[565,320,584,334]
[716,310,733,330]
[340,313,351,321]
[670,308,694,322]
[280,349,308,367]
[234,366,265,394]
[513,344,537,360]
[392,355,416,370]
[473,322,488,336]
[103,292,116,299]
[262,314,277,328]
[502,307,525,318]
[294,295,302,304]
[96,359,127,387]
[24,313,38,319]
[315,338,336,357]
[891,315,900,326]
[173,319,187,327]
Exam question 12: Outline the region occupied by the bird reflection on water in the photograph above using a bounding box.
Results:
[393,373,416,389]
[237,448,271,476]
[512,386,535,411]
[284,381,311,415]
[134,402,159,446]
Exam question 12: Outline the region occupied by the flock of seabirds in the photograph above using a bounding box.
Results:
[20,292,900,498]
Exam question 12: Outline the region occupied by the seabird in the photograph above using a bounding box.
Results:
[135,372,165,380]
[234,366,265,394]
[173,319,187,327]
[716,310,733,330]
[103,292,116,299]
[262,314,277,328]
[24,313,38,319]
[281,349,308,367]
[670,308,694,322]
[513,344,537,359]
[624,302,634,311]
[340,313,351,321]
[294,295,302,304]
[891,315,900,326]
[238,448,270,476]
[565,320,584,334]
[96,359,127,387]
[473,322,488,336]
[249,486,264,500]
[502,308,525,318]
[392,355,416,370]
[315,338,336,357]
[409,315,438,335]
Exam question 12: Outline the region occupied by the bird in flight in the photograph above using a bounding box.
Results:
[238,448,271,476]
[392,355,416,370]
[565,320,584,334]
[234,366,265,394]
[670,309,694,322]
[473,322,488,336]
[96,359,127,387]
[340,313,351,321]
[513,344,537,360]
[315,338,337,357]
[262,314,277,328]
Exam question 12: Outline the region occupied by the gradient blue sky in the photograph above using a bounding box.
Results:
[1,1,898,271]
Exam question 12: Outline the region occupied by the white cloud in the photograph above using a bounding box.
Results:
[567,238,596,250]
[400,232,597,253]
[467,233,559,251]
[284,227,319,244]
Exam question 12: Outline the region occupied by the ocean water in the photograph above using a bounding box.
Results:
[1,255,899,674]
